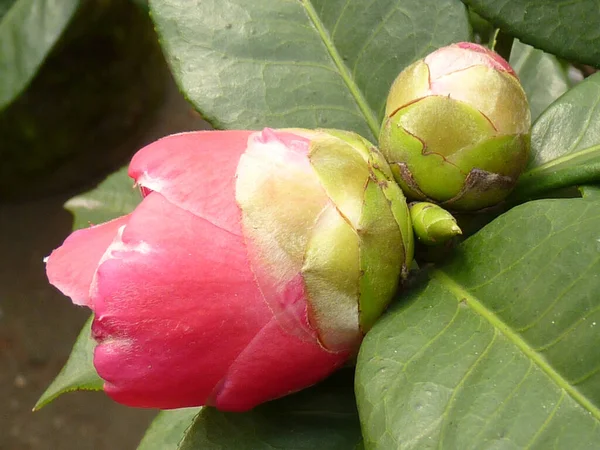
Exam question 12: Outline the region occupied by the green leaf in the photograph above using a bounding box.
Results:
[510,72,600,202]
[178,370,363,450]
[149,0,470,140]
[65,166,141,231]
[0,0,17,20]
[34,315,102,410]
[0,0,80,110]
[580,185,600,199]
[137,408,201,450]
[510,40,570,122]
[463,0,600,67]
[356,196,600,448]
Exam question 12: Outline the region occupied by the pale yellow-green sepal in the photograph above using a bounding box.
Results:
[356,178,404,332]
[302,204,361,352]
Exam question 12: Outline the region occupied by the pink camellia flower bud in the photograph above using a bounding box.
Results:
[45,128,413,411]
[380,42,531,211]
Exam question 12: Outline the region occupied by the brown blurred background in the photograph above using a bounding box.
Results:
[0,65,208,450]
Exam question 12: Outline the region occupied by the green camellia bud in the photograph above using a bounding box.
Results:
[237,128,414,352]
[379,42,531,211]
[409,202,462,245]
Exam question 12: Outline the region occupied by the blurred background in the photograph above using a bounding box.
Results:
[0,1,207,448]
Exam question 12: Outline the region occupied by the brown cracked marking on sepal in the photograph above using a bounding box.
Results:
[391,108,467,174]
[395,162,429,201]
[388,96,428,118]
[441,168,516,211]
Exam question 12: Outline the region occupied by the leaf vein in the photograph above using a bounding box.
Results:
[523,391,565,450]
[299,0,379,137]
[433,270,600,421]
[437,331,498,449]
[535,302,600,353]
[518,253,600,333]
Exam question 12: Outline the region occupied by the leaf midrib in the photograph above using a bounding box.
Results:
[300,0,380,138]
[433,269,600,421]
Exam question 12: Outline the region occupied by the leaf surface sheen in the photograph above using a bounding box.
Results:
[178,370,363,450]
[511,73,600,201]
[510,40,570,123]
[137,408,201,450]
[356,195,600,449]
[149,0,470,140]
[464,0,600,67]
[0,0,80,110]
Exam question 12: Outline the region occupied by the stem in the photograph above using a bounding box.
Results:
[491,29,514,61]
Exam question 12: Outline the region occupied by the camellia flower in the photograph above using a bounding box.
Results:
[45,128,413,411]
[379,42,531,210]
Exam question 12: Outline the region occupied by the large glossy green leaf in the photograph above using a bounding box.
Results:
[178,370,363,450]
[137,408,201,450]
[65,166,141,231]
[0,0,80,110]
[149,0,470,140]
[356,195,600,449]
[510,72,600,202]
[463,0,600,67]
[510,40,570,122]
[34,315,102,410]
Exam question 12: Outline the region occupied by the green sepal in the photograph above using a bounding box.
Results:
[371,166,414,274]
[308,133,371,227]
[380,94,530,210]
[380,52,530,211]
[302,203,361,352]
[307,129,414,339]
[317,128,373,162]
[385,60,430,117]
[380,97,477,201]
[357,178,405,332]
[409,202,462,245]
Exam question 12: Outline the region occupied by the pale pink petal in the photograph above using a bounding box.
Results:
[46,216,129,306]
[235,129,326,343]
[90,192,269,409]
[257,127,311,156]
[456,42,515,73]
[89,192,348,410]
[128,130,253,236]
[425,42,515,83]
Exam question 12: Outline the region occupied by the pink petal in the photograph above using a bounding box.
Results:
[256,127,311,157]
[46,216,129,306]
[128,130,253,236]
[425,42,516,83]
[455,42,515,74]
[211,316,349,411]
[90,192,348,410]
[89,192,266,408]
